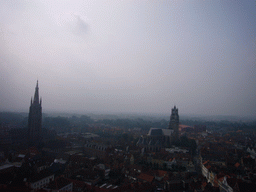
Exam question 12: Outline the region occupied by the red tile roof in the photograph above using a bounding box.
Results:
[156,170,167,177]
[203,160,209,165]
[235,162,240,168]
[202,182,207,187]
[205,165,211,169]
[137,173,154,183]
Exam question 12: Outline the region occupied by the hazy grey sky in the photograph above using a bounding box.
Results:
[1,1,255,117]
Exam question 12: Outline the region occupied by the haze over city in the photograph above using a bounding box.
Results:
[1,1,255,117]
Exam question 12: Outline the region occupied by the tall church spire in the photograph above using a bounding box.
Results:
[33,80,39,104]
[28,81,42,146]
[168,106,179,140]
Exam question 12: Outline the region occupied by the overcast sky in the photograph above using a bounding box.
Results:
[0,0,255,117]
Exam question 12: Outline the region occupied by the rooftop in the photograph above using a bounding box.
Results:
[148,128,163,136]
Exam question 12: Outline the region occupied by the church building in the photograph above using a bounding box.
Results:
[168,105,179,140]
[28,81,42,145]
[136,106,180,151]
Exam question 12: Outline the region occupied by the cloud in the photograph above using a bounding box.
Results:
[73,15,88,36]
[0,1,256,117]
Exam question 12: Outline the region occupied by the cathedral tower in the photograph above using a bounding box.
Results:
[28,81,42,145]
[168,106,179,139]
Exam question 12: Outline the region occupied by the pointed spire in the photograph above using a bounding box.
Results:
[33,81,39,104]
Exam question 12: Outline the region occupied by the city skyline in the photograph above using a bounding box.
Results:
[0,1,255,117]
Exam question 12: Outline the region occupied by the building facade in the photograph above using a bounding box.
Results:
[168,105,179,140]
[137,106,179,151]
[28,81,42,145]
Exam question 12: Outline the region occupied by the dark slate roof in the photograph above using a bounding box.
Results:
[162,129,173,136]
[30,170,54,183]
[148,128,163,136]
[148,128,173,136]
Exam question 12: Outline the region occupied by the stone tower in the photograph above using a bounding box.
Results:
[168,106,179,139]
[28,81,42,145]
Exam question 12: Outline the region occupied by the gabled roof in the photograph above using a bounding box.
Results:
[206,165,211,169]
[202,181,207,187]
[148,128,163,136]
[67,178,86,189]
[29,170,54,183]
[162,129,173,136]
[218,177,225,182]
[203,160,209,165]
[137,173,154,183]
[155,170,167,177]
[47,177,72,190]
